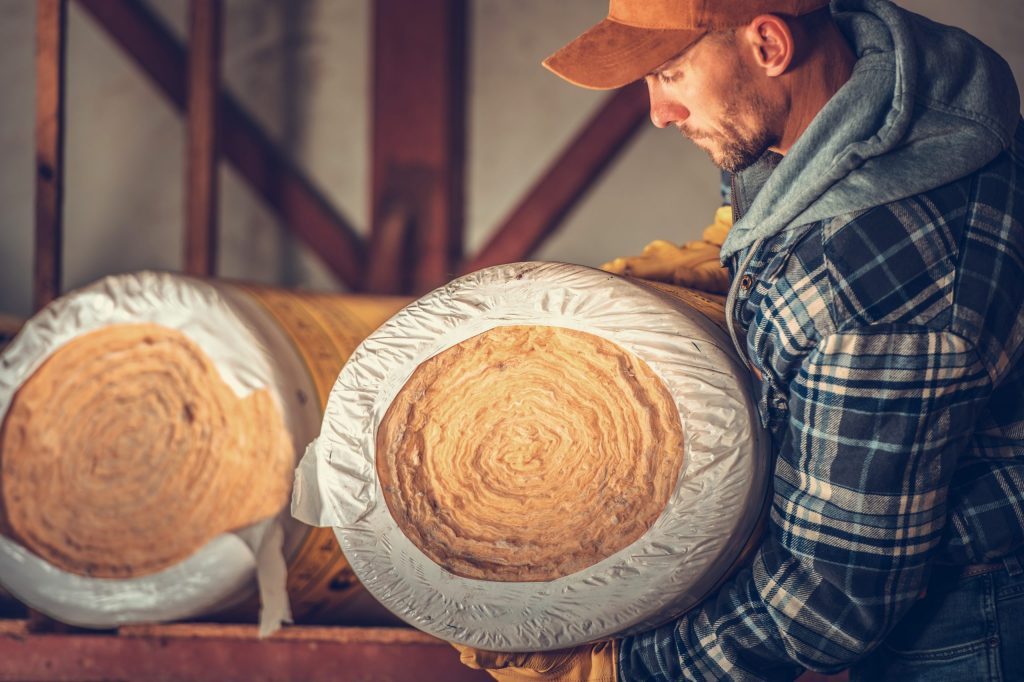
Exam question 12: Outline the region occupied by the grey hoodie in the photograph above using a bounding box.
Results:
[719,0,1022,260]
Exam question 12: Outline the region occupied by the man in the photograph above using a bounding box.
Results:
[458,0,1024,680]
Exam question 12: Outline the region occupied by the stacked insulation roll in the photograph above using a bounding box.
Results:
[294,262,770,652]
[0,272,407,628]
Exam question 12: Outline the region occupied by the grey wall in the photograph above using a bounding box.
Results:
[1,0,1021,319]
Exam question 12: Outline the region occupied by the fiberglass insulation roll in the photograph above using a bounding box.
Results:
[293,261,770,651]
[0,271,407,628]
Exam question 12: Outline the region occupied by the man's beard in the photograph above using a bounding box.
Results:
[682,90,779,173]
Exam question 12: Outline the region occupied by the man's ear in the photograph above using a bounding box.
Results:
[742,14,793,77]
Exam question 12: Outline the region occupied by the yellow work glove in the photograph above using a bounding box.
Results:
[452,640,618,682]
[601,206,733,295]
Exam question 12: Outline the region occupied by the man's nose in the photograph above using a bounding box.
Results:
[646,81,689,129]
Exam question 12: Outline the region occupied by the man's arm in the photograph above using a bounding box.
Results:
[619,324,992,680]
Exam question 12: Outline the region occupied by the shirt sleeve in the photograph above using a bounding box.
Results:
[618,324,992,681]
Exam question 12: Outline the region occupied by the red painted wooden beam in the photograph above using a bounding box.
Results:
[0,619,851,682]
[74,0,366,290]
[0,621,490,682]
[461,81,650,274]
[34,0,68,311]
[368,0,467,295]
[184,0,222,277]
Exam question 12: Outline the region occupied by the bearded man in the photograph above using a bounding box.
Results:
[457,1,1024,680]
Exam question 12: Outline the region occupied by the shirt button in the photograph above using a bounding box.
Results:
[739,274,754,291]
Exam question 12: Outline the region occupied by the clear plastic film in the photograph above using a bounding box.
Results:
[0,271,320,630]
[293,262,769,651]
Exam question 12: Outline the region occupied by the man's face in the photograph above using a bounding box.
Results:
[644,33,783,173]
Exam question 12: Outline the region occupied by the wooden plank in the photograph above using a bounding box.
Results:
[0,618,849,682]
[368,0,467,294]
[74,0,366,290]
[0,620,865,682]
[218,92,367,290]
[34,0,68,311]
[461,81,649,274]
[120,623,443,644]
[0,622,490,682]
[184,0,223,277]
[0,621,28,636]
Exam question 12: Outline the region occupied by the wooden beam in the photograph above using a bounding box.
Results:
[0,622,490,681]
[74,0,366,290]
[219,92,368,290]
[0,618,849,682]
[34,0,68,311]
[368,0,467,294]
[184,0,223,277]
[461,81,650,274]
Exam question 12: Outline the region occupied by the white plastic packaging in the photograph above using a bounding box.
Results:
[293,262,769,651]
[0,271,322,631]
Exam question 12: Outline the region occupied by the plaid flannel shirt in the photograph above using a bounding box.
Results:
[619,124,1024,681]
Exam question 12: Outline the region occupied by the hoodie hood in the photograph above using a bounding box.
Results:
[720,0,1021,259]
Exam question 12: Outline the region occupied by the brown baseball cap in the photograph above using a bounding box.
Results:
[543,0,831,90]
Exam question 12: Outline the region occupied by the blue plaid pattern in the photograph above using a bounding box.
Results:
[618,122,1024,680]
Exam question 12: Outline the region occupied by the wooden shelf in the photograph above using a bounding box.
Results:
[0,620,489,682]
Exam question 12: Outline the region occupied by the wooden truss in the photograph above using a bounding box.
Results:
[34,0,649,304]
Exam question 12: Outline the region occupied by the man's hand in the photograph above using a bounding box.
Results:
[452,640,618,681]
[601,206,733,295]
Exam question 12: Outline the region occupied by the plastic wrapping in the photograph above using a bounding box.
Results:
[0,271,321,629]
[293,262,769,651]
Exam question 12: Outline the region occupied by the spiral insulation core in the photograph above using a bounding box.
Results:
[376,324,685,582]
[0,323,293,578]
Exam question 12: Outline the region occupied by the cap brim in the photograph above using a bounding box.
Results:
[543,19,704,91]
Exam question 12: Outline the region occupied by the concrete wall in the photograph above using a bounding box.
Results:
[0,0,1021,319]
